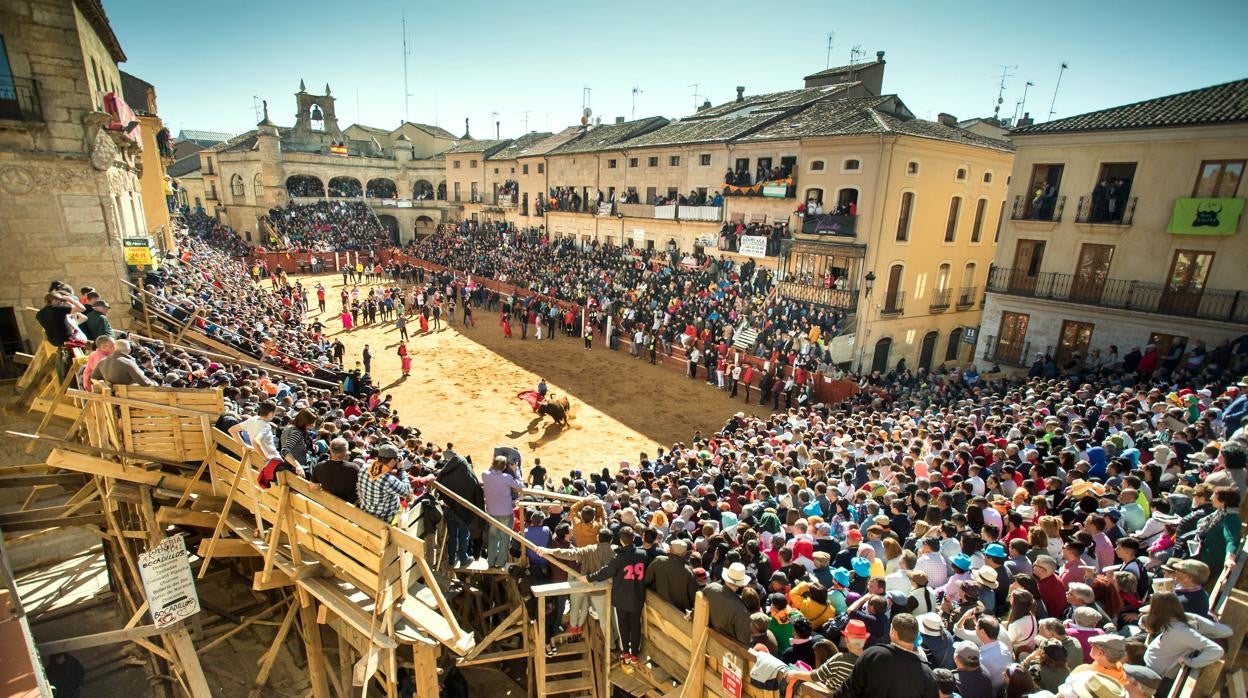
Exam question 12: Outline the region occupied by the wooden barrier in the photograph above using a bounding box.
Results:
[111,385,221,464]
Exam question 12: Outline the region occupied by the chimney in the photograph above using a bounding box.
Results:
[1015,112,1034,128]
[698,99,712,112]
[937,113,958,127]
[876,50,885,62]
[615,116,625,124]
[735,86,745,103]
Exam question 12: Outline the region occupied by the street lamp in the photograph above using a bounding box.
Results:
[864,270,876,294]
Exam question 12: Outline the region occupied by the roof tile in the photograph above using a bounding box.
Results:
[1014,78,1248,135]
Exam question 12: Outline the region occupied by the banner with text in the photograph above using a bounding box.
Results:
[1167,197,1244,235]
[738,235,768,258]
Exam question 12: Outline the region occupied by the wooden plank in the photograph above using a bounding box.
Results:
[252,570,295,591]
[250,598,299,697]
[38,624,166,653]
[455,647,529,667]
[299,599,332,698]
[194,539,262,558]
[679,593,709,698]
[167,625,214,698]
[531,580,612,598]
[154,508,219,529]
[0,473,86,487]
[0,513,105,531]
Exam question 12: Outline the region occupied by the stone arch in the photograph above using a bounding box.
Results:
[415,215,435,237]
[285,174,324,197]
[230,174,245,197]
[413,179,434,200]
[436,181,446,201]
[366,178,397,199]
[328,176,362,197]
[871,337,892,374]
[253,173,264,197]
[376,214,400,244]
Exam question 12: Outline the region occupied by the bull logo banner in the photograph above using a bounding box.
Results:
[1167,197,1244,235]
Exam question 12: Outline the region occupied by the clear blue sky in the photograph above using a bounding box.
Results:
[105,0,1248,140]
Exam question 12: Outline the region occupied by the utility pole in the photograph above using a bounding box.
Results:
[631,86,643,120]
[401,14,412,121]
[992,64,1016,123]
[1048,62,1069,120]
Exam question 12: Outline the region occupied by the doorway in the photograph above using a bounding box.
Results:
[871,337,892,374]
[1160,250,1213,314]
[1010,239,1046,294]
[1091,163,1137,223]
[1055,320,1094,366]
[1025,164,1064,219]
[994,312,1030,364]
[1071,243,1114,303]
[918,331,939,372]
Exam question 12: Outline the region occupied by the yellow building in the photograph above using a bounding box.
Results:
[120,71,173,249]
[458,61,1013,372]
[976,78,1248,370]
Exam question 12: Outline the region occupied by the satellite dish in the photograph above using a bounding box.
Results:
[583,107,592,118]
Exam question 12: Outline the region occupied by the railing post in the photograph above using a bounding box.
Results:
[1230,291,1242,323]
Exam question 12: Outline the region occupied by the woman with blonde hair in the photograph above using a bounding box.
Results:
[1039,516,1064,558]
[881,537,903,573]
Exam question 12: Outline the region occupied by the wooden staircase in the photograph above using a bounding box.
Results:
[538,631,596,696]
[732,325,759,351]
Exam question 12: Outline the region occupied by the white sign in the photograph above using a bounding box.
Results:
[695,233,719,248]
[738,235,768,258]
[632,228,646,244]
[138,536,201,628]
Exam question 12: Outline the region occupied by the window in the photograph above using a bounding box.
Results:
[1072,243,1115,302]
[956,168,967,181]
[470,160,478,168]
[537,163,544,174]
[843,159,861,171]
[883,265,904,314]
[995,312,1030,364]
[896,192,914,241]
[253,173,263,196]
[804,188,824,204]
[470,182,479,202]
[944,328,964,362]
[810,160,825,171]
[230,174,244,197]
[906,161,919,175]
[1056,320,1095,366]
[453,182,461,202]
[699,154,711,166]
[453,160,462,169]
[983,172,993,184]
[645,186,656,203]
[1161,249,1215,314]
[669,156,680,166]
[648,157,659,167]
[511,167,515,174]
[970,198,987,242]
[1024,163,1064,218]
[944,196,961,242]
[607,159,617,169]
[523,164,529,175]
[629,158,638,168]
[1193,160,1244,197]
[936,263,951,290]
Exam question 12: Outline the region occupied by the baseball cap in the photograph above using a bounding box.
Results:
[1162,558,1210,584]
[376,444,400,460]
[1123,665,1161,695]
[953,641,980,665]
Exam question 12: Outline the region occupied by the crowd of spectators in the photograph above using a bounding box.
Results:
[265,201,390,251]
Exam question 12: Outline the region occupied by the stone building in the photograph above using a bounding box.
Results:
[464,63,1014,372]
[204,84,458,244]
[0,0,144,354]
[976,78,1248,371]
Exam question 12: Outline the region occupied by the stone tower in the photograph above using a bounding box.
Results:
[292,79,343,140]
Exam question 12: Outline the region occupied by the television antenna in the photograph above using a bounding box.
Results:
[491,111,500,139]
[825,32,835,69]
[401,13,413,120]
[848,44,865,67]
[689,83,702,110]
[631,86,643,120]
[1048,62,1069,120]
[252,95,262,123]
[518,110,531,132]
[992,65,1017,122]
[1013,80,1034,124]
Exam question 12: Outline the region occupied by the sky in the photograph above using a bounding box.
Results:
[104,0,1248,141]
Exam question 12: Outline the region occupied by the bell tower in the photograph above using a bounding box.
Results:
[292,79,343,140]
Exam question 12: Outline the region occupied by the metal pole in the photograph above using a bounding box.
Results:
[1048,62,1068,120]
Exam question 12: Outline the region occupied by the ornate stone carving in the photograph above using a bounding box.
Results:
[0,166,34,194]
[90,129,117,171]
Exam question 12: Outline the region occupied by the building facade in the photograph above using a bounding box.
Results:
[975,78,1248,371]
[0,0,143,354]
[120,70,173,249]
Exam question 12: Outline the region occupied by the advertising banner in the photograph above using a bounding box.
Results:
[1167,198,1244,235]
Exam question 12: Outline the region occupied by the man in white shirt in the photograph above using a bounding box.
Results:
[915,537,950,589]
[228,400,280,462]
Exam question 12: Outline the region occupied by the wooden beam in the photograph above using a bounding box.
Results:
[38,624,166,654]
[166,626,215,698]
[0,513,105,532]
[0,473,86,488]
[252,570,294,591]
[44,448,213,498]
[155,508,219,529]
[194,539,262,558]
[455,647,529,667]
[199,600,289,654]
[300,600,332,698]
[679,593,709,698]
[0,504,102,526]
[250,599,300,697]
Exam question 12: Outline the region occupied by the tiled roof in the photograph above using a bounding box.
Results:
[738,96,1012,152]
[1013,78,1248,135]
[547,117,669,155]
[487,131,554,160]
[211,129,261,153]
[803,58,883,82]
[404,122,458,140]
[167,155,201,178]
[517,127,585,157]
[347,124,391,135]
[620,113,782,148]
[445,139,511,156]
[177,129,233,145]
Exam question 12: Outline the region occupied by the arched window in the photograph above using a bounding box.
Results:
[809,160,825,171]
[896,192,914,241]
[906,161,920,175]
[884,264,903,314]
[253,173,264,197]
[945,328,963,362]
[936,263,951,290]
[971,198,987,242]
[843,158,861,171]
[328,177,362,197]
[804,188,824,205]
[944,196,961,242]
[956,167,968,181]
[230,174,244,197]
[983,171,993,184]
[871,337,893,373]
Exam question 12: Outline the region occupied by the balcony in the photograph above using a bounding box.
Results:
[986,266,1248,324]
[616,202,653,218]
[776,281,859,313]
[1010,193,1066,222]
[981,334,1032,367]
[612,203,724,222]
[0,76,44,124]
[679,205,723,222]
[1074,194,1137,226]
[722,176,796,199]
[799,214,857,237]
[881,291,905,317]
[929,288,952,312]
[955,285,977,310]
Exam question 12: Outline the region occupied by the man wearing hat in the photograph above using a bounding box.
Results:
[952,615,1012,693]
[1162,559,1211,617]
[981,543,1012,614]
[643,539,698,613]
[952,640,994,698]
[80,299,114,340]
[840,614,939,697]
[1072,634,1128,685]
[703,562,753,644]
[1033,555,1069,618]
[777,619,868,692]
[918,612,957,670]
[1122,664,1162,698]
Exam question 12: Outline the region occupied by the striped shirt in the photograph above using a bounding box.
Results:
[813,651,859,691]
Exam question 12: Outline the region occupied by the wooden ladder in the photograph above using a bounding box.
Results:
[540,631,596,696]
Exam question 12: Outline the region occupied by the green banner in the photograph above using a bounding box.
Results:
[1167,197,1244,235]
